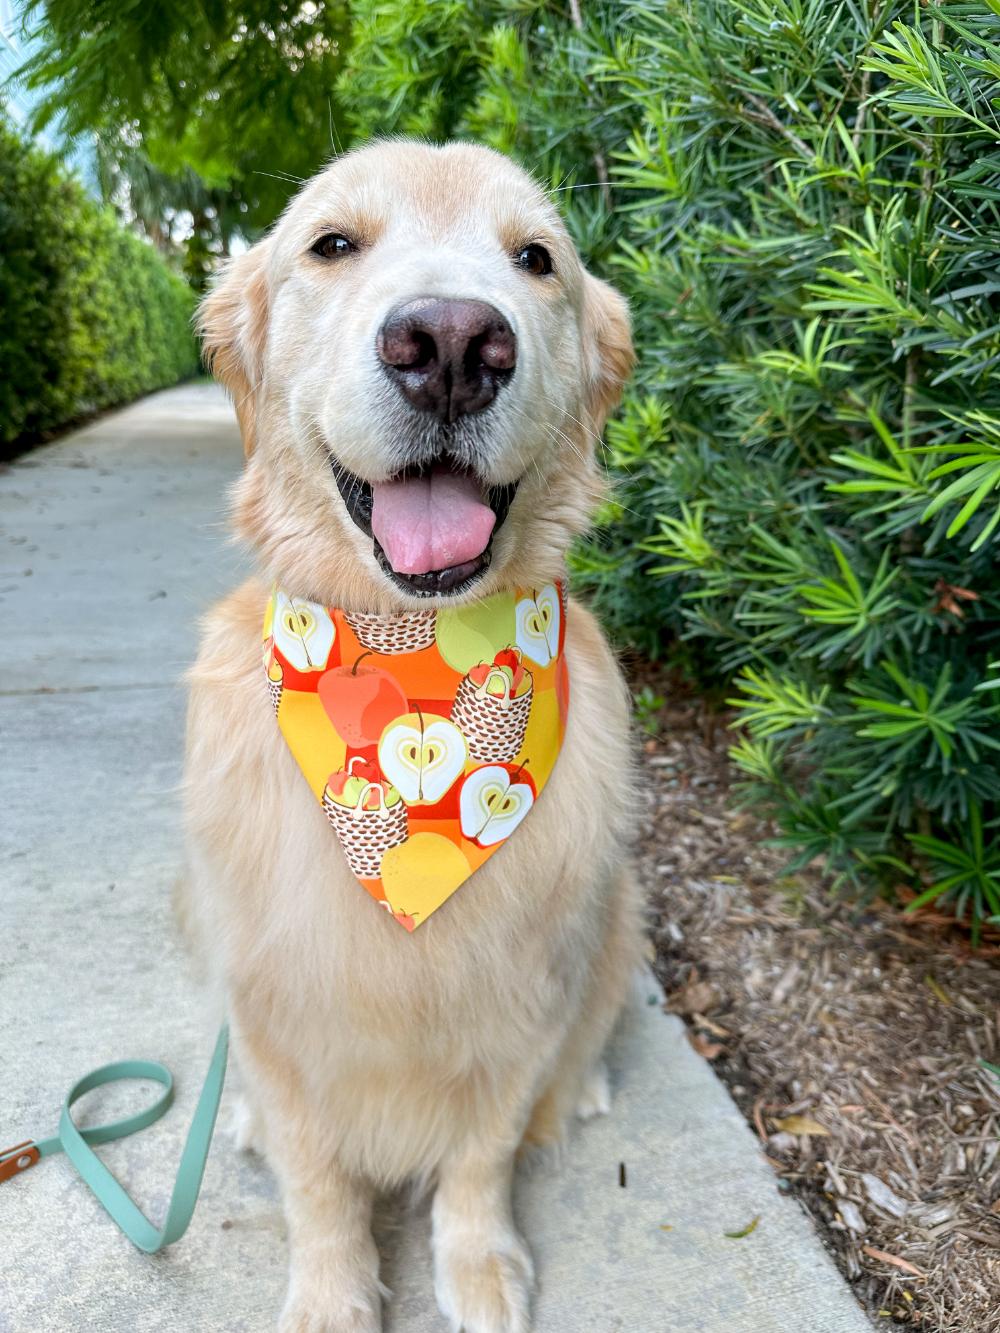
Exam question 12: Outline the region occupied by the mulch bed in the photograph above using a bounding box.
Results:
[633,668,1000,1332]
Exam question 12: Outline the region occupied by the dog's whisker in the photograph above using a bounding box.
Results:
[251,169,307,185]
[535,394,604,450]
[229,376,267,430]
[531,392,636,498]
[512,404,588,471]
[327,98,344,157]
[519,411,644,523]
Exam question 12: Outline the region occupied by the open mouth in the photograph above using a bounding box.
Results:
[330,455,519,597]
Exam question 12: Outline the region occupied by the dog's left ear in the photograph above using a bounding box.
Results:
[198,241,272,457]
[580,272,634,431]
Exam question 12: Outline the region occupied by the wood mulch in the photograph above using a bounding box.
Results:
[632,669,1000,1332]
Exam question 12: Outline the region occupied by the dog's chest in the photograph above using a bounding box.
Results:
[193,610,633,1059]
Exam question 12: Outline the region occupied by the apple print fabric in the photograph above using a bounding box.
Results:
[262,582,569,930]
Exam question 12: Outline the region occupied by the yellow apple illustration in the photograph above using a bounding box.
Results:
[380,833,471,923]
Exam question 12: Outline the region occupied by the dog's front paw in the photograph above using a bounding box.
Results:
[279,1300,380,1333]
[433,1231,534,1333]
[279,1290,383,1333]
[279,1264,386,1333]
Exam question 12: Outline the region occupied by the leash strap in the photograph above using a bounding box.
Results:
[0,1025,228,1253]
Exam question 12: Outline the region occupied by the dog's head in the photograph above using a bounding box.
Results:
[200,140,632,611]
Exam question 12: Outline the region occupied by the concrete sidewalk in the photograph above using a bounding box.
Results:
[0,385,872,1333]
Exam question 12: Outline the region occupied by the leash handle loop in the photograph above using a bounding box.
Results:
[1,1025,228,1254]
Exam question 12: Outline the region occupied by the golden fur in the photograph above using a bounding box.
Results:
[183,140,642,1333]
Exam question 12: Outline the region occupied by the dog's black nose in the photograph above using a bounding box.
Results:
[376,298,516,422]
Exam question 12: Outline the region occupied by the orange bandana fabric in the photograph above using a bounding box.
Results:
[263,583,569,930]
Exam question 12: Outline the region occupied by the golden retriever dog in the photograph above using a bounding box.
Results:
[182,139,642,1333]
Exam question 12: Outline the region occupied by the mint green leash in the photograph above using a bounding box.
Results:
[0,1025,228,1252]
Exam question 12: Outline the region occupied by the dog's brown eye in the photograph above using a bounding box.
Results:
[311,233,356,260]
[516,244,552,276]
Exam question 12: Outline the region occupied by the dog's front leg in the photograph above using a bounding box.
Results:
[231,1022,384,1333]
[432,1137,534,1333]
[278,1160,383,1333]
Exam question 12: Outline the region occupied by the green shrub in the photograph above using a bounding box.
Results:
[0,112,198,449]
[568,0,1000,934]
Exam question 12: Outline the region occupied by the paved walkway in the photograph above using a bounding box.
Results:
[0,385,872,1332]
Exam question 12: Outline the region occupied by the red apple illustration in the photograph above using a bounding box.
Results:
[379,900,418,932]
[318,652,408,747]
[467,649,528,698]
[325,756,382,804]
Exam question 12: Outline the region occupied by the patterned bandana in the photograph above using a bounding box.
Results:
[262,582,569,930]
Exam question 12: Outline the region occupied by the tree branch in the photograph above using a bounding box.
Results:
[743,93,813,161]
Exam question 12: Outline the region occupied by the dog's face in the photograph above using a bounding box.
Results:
[201,140,632,611]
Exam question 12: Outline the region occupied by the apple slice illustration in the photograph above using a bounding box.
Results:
[318,652,409,747]
[459,763,536,847]
[272,590,336,672]
[515,585,561,667]
[378,708,467,804]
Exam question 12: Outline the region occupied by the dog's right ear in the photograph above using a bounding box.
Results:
[198,242,271,457]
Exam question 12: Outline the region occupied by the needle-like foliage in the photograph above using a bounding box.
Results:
[566,0,1000,934]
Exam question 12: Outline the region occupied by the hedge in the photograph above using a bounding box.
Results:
[568,2,1000,935]
[0,111,198,450]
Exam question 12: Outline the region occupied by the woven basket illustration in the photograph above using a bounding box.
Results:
[264,662,283,715]
[322,783,408,879]
[344,609,436,655]
[451,667,533,764]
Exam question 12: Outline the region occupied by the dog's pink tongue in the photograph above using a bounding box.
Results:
[371,469,496,575]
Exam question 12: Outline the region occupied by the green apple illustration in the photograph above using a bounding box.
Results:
[325,757,403,810]
[436,598,517,674]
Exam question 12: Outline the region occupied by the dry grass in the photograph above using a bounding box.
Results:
[634,677,1000,1331]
